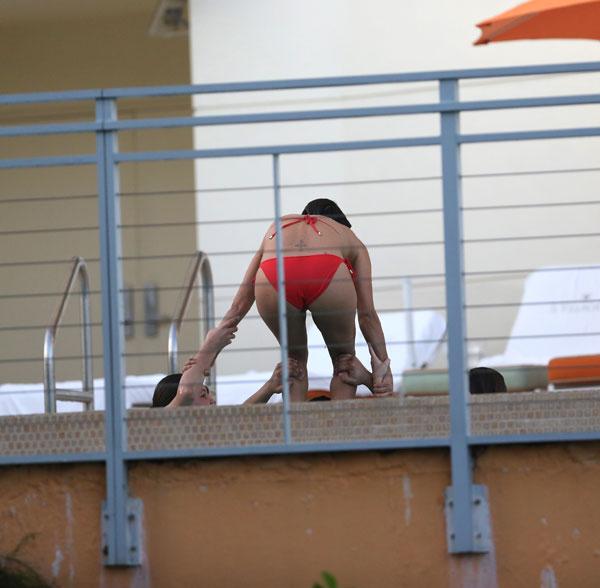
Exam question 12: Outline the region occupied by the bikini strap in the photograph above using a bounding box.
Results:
[268,214,324,239]
[343,258,357,281]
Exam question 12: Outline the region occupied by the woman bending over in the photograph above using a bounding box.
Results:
[221,198,392,401]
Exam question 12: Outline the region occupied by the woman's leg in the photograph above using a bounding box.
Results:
[255,271,308,402]
[309,263,357,400]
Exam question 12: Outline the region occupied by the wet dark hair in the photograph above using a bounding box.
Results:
[469,367,507,395]
[152,373,182,407]
[302,198,351,228]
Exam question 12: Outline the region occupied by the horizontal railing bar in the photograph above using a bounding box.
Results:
[0,272,441,300]
[119,175,442,198]
[1,62,599,107]
[462,166,600,179]
[115,136,440,163]
[117,207,443,229]
[465,264,600,277]
[111,165,600,198]
[5,295,600,332]
[460,126,600,144]
[116,241,443,262]
[0,154,97,169]
[464,231,600,244]
[0,89,101,105]
[0,193,98,206]
[0,225,98,237]
[109,105,439,130]
[0,336,444,362]
[463,200,600,212]
[128,197,586,227]
[0,121,100,137]
[100,93,600,132]
[101,61,600,98]
[114,198,600,231]
[113,166,600,200]
[123,437,450,461]
[469,431,600,446]
[466,297,600,310]
[0,431,598,467]
[466,331,600,342]
[0,258,100,268]
[0,452,106,466]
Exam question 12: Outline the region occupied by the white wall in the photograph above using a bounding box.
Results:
[188,0,600,375]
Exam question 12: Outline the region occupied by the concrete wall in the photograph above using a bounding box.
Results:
[188,0,600,375]
[0,9,198,382]
[1,444,600,587]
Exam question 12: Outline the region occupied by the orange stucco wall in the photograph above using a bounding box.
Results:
[1,445,600,587]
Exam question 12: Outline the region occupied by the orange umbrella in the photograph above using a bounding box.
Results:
[475,0,600,45]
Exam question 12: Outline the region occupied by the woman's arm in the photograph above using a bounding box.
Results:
[348,237,393,391]
[175,319,238,402]
[350,239,388,361]
[221,245,264,326]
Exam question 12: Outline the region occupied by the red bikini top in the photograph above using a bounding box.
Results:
[268,214,333,240]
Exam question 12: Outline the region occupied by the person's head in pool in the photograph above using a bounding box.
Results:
[302,198,352,228]
[152,373,214,407]
[469,367,507,395]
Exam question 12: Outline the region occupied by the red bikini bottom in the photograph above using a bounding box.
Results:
[259,254,355,311]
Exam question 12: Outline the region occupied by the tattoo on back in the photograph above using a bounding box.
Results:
[294,239,308,250]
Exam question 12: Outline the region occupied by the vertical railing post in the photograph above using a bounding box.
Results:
[401,277,417,369]
[96,96,141,566]
[272,154,292,444]
[439,79,490,554]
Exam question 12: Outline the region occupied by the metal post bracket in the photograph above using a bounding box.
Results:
[444,484,491,554]
[102,498,143,566]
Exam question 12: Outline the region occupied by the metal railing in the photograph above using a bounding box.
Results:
[168,251,216,390]
[43,256,93,413]
[2,60,600,564]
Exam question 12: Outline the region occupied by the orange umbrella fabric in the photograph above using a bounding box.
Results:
[475,0,600,45]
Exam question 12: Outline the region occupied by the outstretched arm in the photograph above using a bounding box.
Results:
[221,246,264,327]
[173,319,238,404]
[244,359,305,404]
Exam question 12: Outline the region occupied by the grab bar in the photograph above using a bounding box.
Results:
[168,251,216,393]
[43,256,93,413]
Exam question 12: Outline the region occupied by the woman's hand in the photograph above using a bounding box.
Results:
[369,344,393,395]
[201,318,238,359]
[335,354,372,387]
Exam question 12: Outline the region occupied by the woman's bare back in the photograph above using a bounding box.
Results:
[260,214,357,261]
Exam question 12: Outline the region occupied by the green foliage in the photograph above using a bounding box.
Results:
[313,570,338,588]
[0,556,53,588]
[0,534,53,588]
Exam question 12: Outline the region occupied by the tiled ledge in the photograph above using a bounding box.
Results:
[470,389,600,436]
[0,411,105,455]
[1,389,599,456]
[127,389,600,451]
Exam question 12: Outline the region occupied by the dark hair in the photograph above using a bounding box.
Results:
[152,373,182,407]
[302,198,351,228]
[469,367,507,395]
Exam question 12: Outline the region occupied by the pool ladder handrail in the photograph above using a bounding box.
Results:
[168,251,216,393]
[43,256,93,413]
